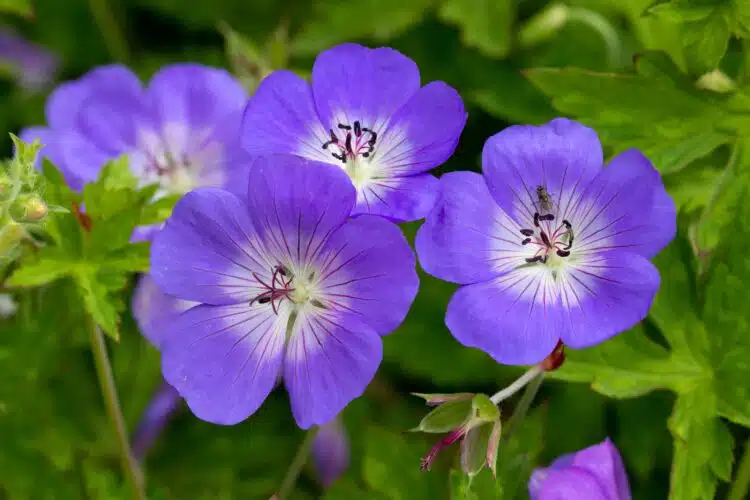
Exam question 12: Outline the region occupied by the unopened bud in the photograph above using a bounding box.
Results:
[518,3,569,49]
[0,221,26,257]
[311,417,349,488]
[22,196,47,222]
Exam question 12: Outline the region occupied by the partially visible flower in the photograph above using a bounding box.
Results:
[0,29,59,92]
[416,118,676,365]
[241,43,467,222]
[312,416,349,487]
[131,274,198,348]
[20,63,250,198]
[151,155,419,428]
[0,293,18,318]
[131,381,182,461]
[529,438,631,500]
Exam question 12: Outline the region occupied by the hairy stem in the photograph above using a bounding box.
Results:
[490,365,543,405]
[86,315,146,499]
[503,372,545,439]
[277,427,319,500]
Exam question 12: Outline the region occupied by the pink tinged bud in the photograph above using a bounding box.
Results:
[529,438,631,500]
[312,417,349,488]
[420,427,467,472]
[486,419,502,478]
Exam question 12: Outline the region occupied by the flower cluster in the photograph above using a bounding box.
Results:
[27,41,677,487]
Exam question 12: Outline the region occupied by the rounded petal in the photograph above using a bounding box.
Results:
[312,417,350,487]
[559,252,660,349]
[131,382,182,460]
[284,309,382,428]
[43,130,110,191]
[151,188,270,305]
[318,214,418,335]
[146,64,247,131]
[241,70,331,163]
[482,119,604,222]
[311,43,420,133]
[572,149,676,259]
[46,65,142,130]
[375,81,466,177]
[445,269,562,365]
[244,155,356,264]
[161,303,287,425]
[416,171,528,284]
[76,86,145,154]
[131,274,199,347]
[356,173,438,222]
[529,467,612,500]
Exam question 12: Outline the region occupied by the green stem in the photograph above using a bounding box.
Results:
[277,427,319,500]
[502,372,545,440]
[88,0,130,62]
[729,438,750,500]
[86,315,146,499]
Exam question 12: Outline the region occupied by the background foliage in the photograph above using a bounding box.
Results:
[2,0,750,499]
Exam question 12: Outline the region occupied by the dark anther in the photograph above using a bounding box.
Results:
[540,231,551,247]
[521,238,531,245]
[533,212,540,227]
[332,152,345,163]
[366,129,378,146]
[354,121,362,136]
[526,256,543,263]
[337,123,352,131]
[257,296,271,304]
[556,249,571,257]
[562,219,572,229]
[362,152,370,158]
[520,229,534,236]
[345,134,353,154]
[322,129,339,150]
[562,235,574,251]
[541,214,555,221]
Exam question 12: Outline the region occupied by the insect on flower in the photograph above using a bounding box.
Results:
[416,118,676,365]
[150,154,419,428]
[241,43,468,222]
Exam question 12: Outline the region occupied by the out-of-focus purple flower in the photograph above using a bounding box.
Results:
[150,155,419,428]
[131,274,198,347]
[312,416,349,487]
[0,29,59,92]
[20,63,250,196]
[131,381,182,461]
[241,43,467,222]
[529,438,631,500]
[416,118,676,365]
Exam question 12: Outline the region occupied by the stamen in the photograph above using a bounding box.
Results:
[520,229,534,236]
[533,213,540,227]
[321,121,378,163]
[556,250,571,257]
[540,231,551,247]
[337,123,352,131]
[521,238,531,245]
[250,265,295,315]
[354,121,361,136]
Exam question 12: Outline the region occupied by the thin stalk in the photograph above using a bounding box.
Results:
[728,438,750,500]
[277,427,319,500]
[490,365,543,404]
[502,372,545,440]
[88,0,130,62]
[86,315,146,499]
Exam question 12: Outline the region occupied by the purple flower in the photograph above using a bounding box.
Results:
[131,381,182,461]
[131,274,198,347]
[20,63,250,195]
[150,154,419,428]
[241,43,467,222]
[416,118,676,365]
[529,438,631,500]
[312,416,349,487]
[0,29,59,92]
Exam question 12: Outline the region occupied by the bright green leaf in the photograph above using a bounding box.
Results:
[74,270,121,340]
[438,0,514,58]
[412,399,473,434]
[5,249,77,287]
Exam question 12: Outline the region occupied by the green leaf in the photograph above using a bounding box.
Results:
[0,0,32,17]
[74,270,122,340]
[438,0,514,58]
[100,242,150,274]
[291,0,434,56]
[525,51,730,173]
[411,399,473,434]
[5,245,81,286]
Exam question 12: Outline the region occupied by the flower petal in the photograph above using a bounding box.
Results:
[318,214,418,335]
[161,303,287,425]
[374,81,466,177]
[559,252,660,349]
[572,149,676,259]
[75,87,146,154]
[241,70,331,163]
[146,64,247,131]
[416,171,528,285]
[356,173,438,222]
[311,43,420,134]
[132,274,199,347]
[445,268,562,365]
[529,466,612,500]
[244,155,356,264]
[312,417,350,487]
[151,188,271,305]
[284,309,382,428]
[482,119,604,223]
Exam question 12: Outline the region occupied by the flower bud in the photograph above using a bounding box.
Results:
[311,417,349,488]
[21,196,48,222]
[518,3,569,49]
[0,220,26,258]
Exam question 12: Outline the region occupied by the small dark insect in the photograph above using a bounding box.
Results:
[535,185,555,214]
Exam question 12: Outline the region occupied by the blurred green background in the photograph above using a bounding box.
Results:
[3,0,750,498]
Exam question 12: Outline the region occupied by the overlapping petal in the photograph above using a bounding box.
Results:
[356,173,438,222]
[132,274,198,347]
